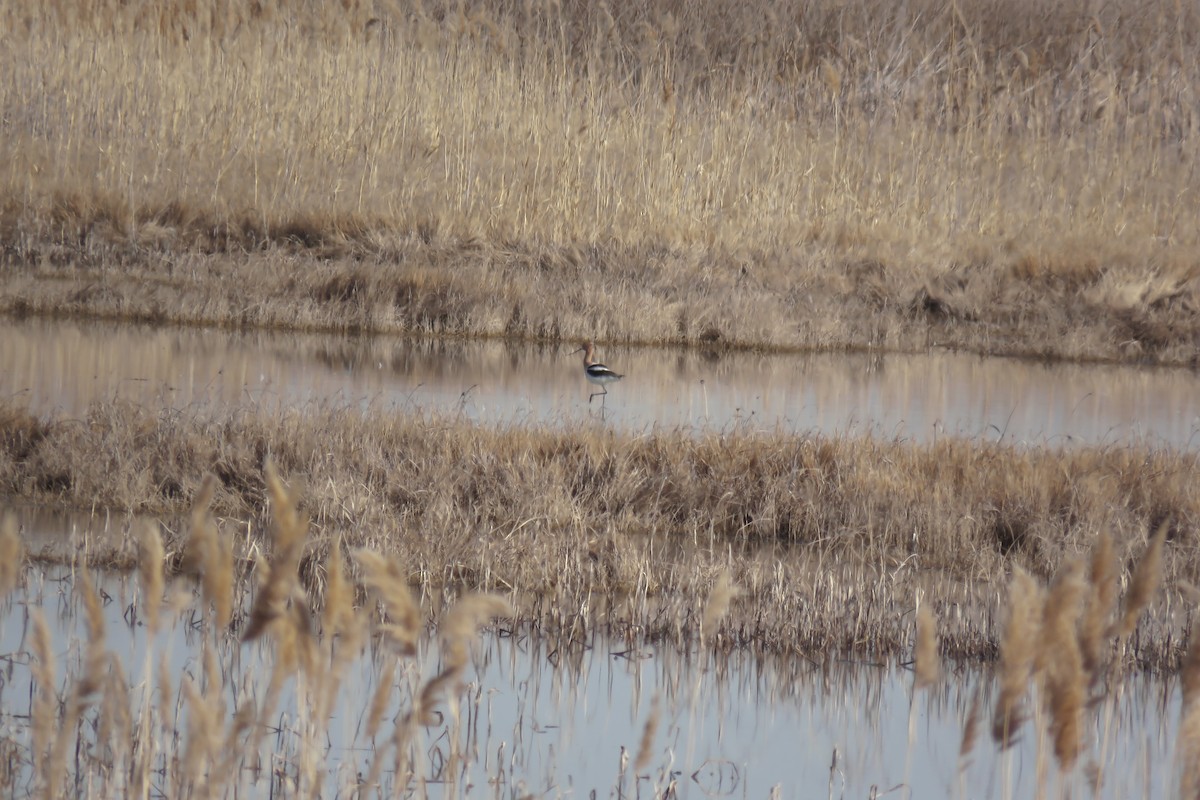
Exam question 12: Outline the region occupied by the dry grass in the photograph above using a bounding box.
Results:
[1,0,1199,362]
[1,395,1195,669]
[0,463,1182,796]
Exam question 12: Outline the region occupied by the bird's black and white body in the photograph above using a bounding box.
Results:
[572,341,623,402]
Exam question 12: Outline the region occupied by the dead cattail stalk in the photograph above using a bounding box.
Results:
[992,566,1043,747]
[914,601,940,689]
[1113,522,1168,640]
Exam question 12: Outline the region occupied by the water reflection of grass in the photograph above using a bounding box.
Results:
[0,472,1189,797]
[2,397,1197,672]
[2,1,1199,362]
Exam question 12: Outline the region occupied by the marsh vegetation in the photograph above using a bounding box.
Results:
[2,394,1196,670]
[2,0,1199,793]
[2,0,1199,361]
[0,464,1193,797]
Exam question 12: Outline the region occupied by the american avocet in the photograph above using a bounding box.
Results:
[570,340,623,403]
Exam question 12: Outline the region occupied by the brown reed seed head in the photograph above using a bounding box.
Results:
[914,602,941,689]
[633,694,662,775]
[1185,622,1200,711]
[137,520,166,633]
[1039,559,1088,770]
[244,464,311,643]
[959,688,983,760]
[1180,620,1200,798]
[322,539,355,640]
[1114,522,1169,640]
[1079,531,1119,677]
[700,570,739,646]
[353,548,422,656]
[0,512,22,596]
[992,566,1043,747]
[440,593,514,669]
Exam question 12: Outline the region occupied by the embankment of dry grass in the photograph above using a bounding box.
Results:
[2,0,1200,362]
[2,398,1195,667]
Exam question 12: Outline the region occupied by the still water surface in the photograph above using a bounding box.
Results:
[0,565,1180,798]
[3,317,1200,447]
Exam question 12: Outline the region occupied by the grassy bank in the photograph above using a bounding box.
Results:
[2,0,1200,361]
[2,398,1196,668]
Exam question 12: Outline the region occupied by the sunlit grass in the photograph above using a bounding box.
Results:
[0,463,1187,796]
[1,0,1198,359]
[1,396,1195,668]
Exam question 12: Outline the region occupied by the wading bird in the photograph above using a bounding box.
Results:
[571,341,623,403]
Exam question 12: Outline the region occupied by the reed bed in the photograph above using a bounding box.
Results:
[1,396,1196,669]
[0,458,1189,797]
[2,0,1199,362]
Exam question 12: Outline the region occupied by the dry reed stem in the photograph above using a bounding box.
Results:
[28,610,54,795]
[1079,531,1119,679]
[184,474,234,630]
[322,539,355,640]
[992,566,1043,747]
[181,674,219,795]
[313,540,363,727]
[700,570,739,647]
[0,512,21,595]
[1038,558,1088,770]
[1181,620,1200,798]
[75,569,107,701]
[136,520,165,634]
[1113,522,1168,640]
[914,602,941,689]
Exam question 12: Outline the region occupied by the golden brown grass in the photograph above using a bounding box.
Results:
[2,396,1194,670]
[1,0,1199,362]
[0,459,1183,796]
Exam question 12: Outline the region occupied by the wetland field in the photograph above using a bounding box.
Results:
[3,0,1200,797]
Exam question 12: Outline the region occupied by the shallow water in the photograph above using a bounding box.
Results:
[4,317,1200,447]
[0,566,1180,798]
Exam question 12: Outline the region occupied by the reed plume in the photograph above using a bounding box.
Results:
[137,520,166,634]
[959,688,983,761]
[184,474,235,630]
[700,570,739,647]
[914,601,941,689]
[354,548,422,656]
[1079,531,1119,678]
[632,695,662,775]
[0,512,22,595]
[412,593,513,726]
[1038,558,1088,770]
[1180,620,1200,799]
[1112,522,1168,640]
[992,566,1043,747]
[243,462,311,645]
